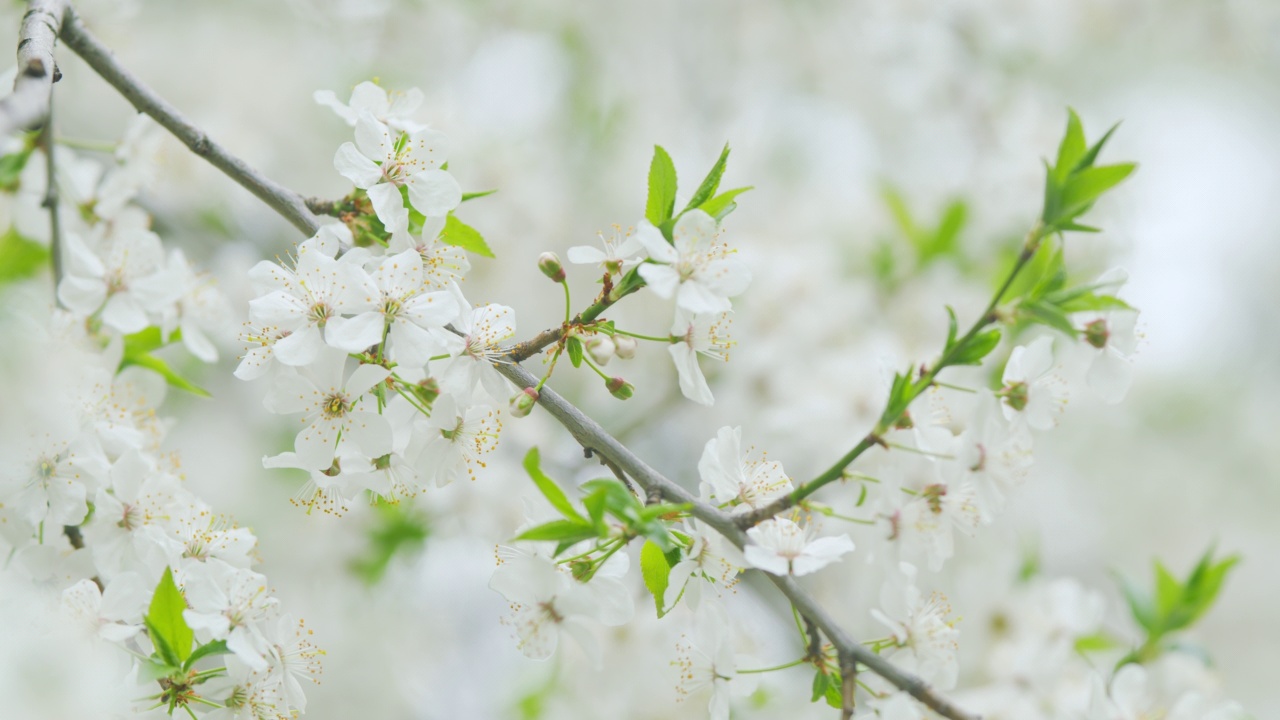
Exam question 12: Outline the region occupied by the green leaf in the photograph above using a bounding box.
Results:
[566,336,584,368]
[640,540,673,617]
[461,189,498,202]
[824,676,843,709]
[1075,122,1121,172]
[949,328,1001,366]
[441,214,495,258]
[513,519,601,545]
[645,145,678,225]
[810,669,829,703]
[943,306,959,352]
[1020,300,1078,338]
[121,353,212,398]
[697,185,753,221]
[1057,163,1136,219]
[122,326,173,358]
[1053,109,1088,184]
[522,447,585,522]
[146,567,193,665]
[184,640,230,670]
[138,657,179,683]
[0,228,50,285]
[928,200,967,261]
[683,144,731,213]
[0,148,32,190]
[349,500,429,585]
[1074,632,1121,654]
[1119,575,1156,634]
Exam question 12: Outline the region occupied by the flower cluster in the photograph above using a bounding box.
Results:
[239,82,508,510]
[0,118,319,718]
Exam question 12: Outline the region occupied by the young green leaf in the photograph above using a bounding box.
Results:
[441,214,495,258]
[522,447,586,522]
[810,669,830,703]
[698,186,753,221]
[1053,109,1088,183]
[948,328,1002,367]
[683,144,731,213]
[566,336,584,368]
[1057,163,1137,219]
[645,145,678,226]
[0,148,32,190]
[183,639,231,670]
[146,566,194,665]
[461,189,498,202]
[0,228,50,285]
[513,519,600,545]
[121,353,212,398]
[640,540,673,617]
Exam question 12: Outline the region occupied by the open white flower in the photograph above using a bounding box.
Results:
[410,394,501,487]
[871,563,960,689]
[663,520,745,611]
[389,216,470,290]
[315,80,427,133]
[698,426,792,513]
[488,546,632,662]
[182,559,280,671]
[744,518,854,576]
[334,111,461,234]
[266,350,392,471]
[247,237,378,367]
[635,210,751,314]
[325,248,461,366]
[566,224,645,275]
[57,230,181,333]
[669,309,733,406]
[675,601,742,720]
[433,284,516,403]
[1001,336,1068,431]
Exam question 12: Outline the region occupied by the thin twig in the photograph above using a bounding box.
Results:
[0,0,66,135]
[57,6,322,236]
[38,89,62,290]
[494,361,978,720]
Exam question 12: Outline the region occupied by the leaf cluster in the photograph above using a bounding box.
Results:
[1041,109,1135,235]
[141,567,231,714]
[1118,546,1239,664]
[516,448,685,557]
[644,144,752,238]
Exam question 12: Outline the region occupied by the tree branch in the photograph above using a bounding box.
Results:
[21,6,976,714]
[494,360,978,720]
[56,5,322,236]
[0,0,65,135]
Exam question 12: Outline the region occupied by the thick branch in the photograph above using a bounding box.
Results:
[57,6,322,236]
[494,361,978,720]
[0,0,66,135]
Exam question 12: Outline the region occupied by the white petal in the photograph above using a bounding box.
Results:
[637,263,680,299]
[333,142,382,188]
[101,293,150,333]
[743,546,790,575]
[354,111,393,162]
[346,364,392,397]
[566,245,606,264]
[324,312,385,353]
[406,169,462,217]
[635,221,678,263]
[676,280,732,315]
[368,182,409,235]
[57,275,106,315]
[669,343,714,406]
[273,325,324,367]
[1087,349,1133,404]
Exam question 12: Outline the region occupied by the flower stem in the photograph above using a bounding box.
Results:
[737,657,808,674]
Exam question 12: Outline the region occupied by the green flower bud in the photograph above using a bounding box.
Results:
[509,387,539,418]
[606,376,634,400]
[538,252,566,283]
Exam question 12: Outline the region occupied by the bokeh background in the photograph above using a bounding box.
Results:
[8,0,1279,716]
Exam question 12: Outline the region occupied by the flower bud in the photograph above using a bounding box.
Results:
[509,387,539,418]
[613,335,637,359]
[586,336,616,366]
[606,376,634,400]
[414,377,441,407]
[538,252,566,283]
[1083,318,1110,349]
